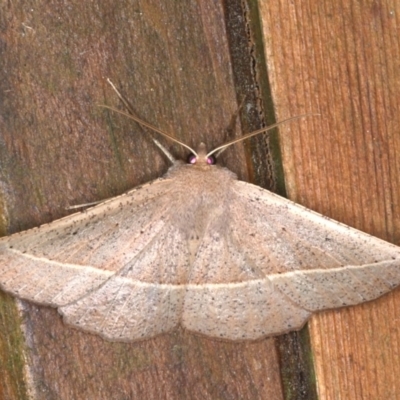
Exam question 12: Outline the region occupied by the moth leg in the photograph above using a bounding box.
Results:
[66,200,105,210]
[151,138,176,164]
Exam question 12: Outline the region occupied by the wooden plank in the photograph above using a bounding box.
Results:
[258,0,400,398]
[0,0,292,398]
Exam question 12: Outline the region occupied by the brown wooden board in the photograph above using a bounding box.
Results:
[0,0,293,398]
[259,0,400,398]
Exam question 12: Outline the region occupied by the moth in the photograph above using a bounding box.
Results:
[1,81,399,342]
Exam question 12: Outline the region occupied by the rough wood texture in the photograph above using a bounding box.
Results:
[0,0,289,398]
[259,1,400,398]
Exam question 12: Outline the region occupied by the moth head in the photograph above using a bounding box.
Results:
[188,143,216,166]
[104,79,318,166]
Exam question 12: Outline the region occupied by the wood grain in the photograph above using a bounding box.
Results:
[0,0,287,398]
[259,0,400,398]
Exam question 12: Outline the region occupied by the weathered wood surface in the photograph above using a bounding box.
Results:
[259,1,400,399]
[1,0,398,399]
[0,1,288,399]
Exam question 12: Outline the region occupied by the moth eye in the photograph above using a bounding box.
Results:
[207,155,216,165]
[187,154,197,164]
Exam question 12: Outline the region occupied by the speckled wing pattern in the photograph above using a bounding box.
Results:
[181,180,400,340]
[1,163,400,341]
[0,178,188,340]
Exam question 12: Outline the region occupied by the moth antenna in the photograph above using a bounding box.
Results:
[206,114,320,158]
[102,79,198,156]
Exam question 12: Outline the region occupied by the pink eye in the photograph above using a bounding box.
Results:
[188,154,197,164]
[207,156,216,165]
